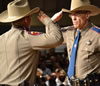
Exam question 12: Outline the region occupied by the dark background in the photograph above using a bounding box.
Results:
[0,0,100,34]
[0,0,100,13]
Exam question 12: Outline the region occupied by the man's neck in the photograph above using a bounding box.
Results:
[78,21,89,30]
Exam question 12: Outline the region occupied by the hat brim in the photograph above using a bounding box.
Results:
[62,5,100,16]
[0,7,40,23]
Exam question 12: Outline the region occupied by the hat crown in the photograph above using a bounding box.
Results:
[71,0,90,10]
[8,0,30,18]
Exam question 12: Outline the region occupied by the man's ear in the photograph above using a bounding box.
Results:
[24,17,28,24]
[86,13,90,19]
[24,16,31,28]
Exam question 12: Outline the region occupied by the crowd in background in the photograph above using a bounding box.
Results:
[33,47,71,86]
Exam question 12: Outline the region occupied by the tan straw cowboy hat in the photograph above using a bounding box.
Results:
[0,0,40,23]
[62,0,100,16]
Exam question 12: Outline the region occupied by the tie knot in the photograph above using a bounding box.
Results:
[77,30,80,37]
[77,30,80,34]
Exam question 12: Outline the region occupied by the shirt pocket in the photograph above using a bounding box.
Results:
[81,39,96,56]
[82,46,94,55]
[81,43,98,69]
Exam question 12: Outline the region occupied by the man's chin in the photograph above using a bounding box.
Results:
[73,25,78,28]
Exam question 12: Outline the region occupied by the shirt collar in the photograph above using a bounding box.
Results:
[77,22,93,37]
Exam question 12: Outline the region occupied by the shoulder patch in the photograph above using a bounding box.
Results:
[28,31,42,35]
[91,27,100,34]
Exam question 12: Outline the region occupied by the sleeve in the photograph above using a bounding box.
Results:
[27,16,63,50]
[61,27,69,44]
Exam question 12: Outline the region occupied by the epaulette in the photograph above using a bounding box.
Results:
[28,31,42,35]
[91,27,100,34]
[61,26,74,32]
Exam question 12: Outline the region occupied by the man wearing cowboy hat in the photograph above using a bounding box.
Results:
[52,0,100,86]
[0,0,63,86]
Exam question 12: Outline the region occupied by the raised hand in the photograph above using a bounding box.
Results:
[51,11,63,22]
[38,11,47,22]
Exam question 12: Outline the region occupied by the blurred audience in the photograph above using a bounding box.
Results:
[56,69,69,86]
[34,48,69,86]
[45,72,57,86]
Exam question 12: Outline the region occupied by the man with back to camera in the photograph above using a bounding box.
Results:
[0,0,63,86]
[51,0,100,85]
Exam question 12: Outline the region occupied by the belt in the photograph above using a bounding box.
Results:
[70,73,100,86]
